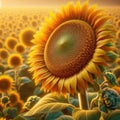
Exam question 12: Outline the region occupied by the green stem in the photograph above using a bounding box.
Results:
[78,89,89,110]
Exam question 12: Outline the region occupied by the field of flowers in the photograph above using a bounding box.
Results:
[0,2,120,120]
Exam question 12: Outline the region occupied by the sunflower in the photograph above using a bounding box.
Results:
[19,27,35,47]
[14,43,25,54]
[9,91,20,106]
[29,1,117,95]
[0,75,13,93]
[7,53,23,68]
[0,48,9,60]
[5,37,18,50]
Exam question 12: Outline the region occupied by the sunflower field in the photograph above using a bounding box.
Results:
[0,1,120,120]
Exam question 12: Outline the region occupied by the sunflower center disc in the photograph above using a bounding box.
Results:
[44,20,96,78]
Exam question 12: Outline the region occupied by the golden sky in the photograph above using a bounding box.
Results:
[2,0,120,8]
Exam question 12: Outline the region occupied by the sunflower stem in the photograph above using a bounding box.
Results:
[78,89,89,110]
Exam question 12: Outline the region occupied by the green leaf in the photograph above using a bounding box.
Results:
[72,109,101,120]
[104,110,120,120]
[14,115,36,120]
[56,115,73,120]
[24,93,75,117]
[106,51,118,61]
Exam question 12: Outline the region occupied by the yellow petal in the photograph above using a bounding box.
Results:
[93,16,110,29]
[77,73,87,89]
[49,77,59,90]
[97,39,113,48]
[80,1,89,20]
[33,68,48,79]
[64,79,71,93]
[86,61,100,76]
[70,75,77,93]
[92,56,108,66]
[42,75,55,88]
[94,48,106,57]
[81,69,94,84]
[88,9,103,23]
[58,79,65,93]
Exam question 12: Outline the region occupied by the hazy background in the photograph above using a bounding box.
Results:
[2,0,120,8]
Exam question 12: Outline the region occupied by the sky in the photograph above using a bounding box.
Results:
[2,0,120,8]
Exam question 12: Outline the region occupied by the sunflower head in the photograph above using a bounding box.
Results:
[9,91,20,106]
[0,75,13,93]
[1,96,9,104]
[14,43,26,54]
[0,48,9,60]
[5,36,18,50]
[19,27,35,47]
[7,53,23,68]
[29,1,118,95]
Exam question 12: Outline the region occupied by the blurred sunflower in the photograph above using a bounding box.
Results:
[14,100,24,113]
[9,91,20,106]
[19,28,35,47]
[29,1,117,95]
[7,53,23,68]
[14,43,25,54]
[5,37,18,50]
[0,48,9,60]
[0,75,13,93]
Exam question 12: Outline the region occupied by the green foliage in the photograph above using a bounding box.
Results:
[18,77,35,101]
[18,64,32,79]
[56,115,73,120]
[4,69,15,79]
[45,111,63,120]
[23,93,75,118]
[72,109,101,120]
[106,51,118,61]
[104,72,118,85]
[103,110,120,120]
[3,107,18,119]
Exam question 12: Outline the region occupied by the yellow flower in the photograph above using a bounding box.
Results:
[0,75,13,93]
[5,37,18,50]
[0,48,9,60]
[14,43,25,54]
[7,53,23,68]
[19,27,35,47]
[29,1,117,95]
[9,91,20,106]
